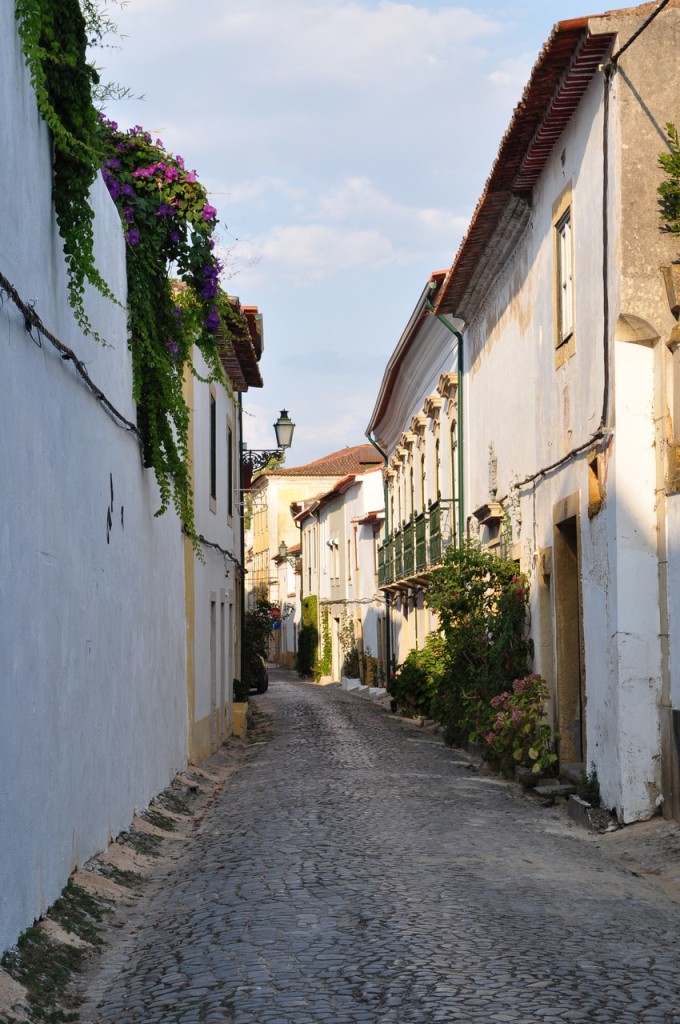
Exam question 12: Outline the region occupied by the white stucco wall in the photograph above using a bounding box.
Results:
[187,352,241,754]
[0,10,187,952]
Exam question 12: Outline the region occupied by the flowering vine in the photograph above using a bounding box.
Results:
[14,0,250,542]
[99,118,241,539]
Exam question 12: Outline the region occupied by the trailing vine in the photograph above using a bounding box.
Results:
[659,122,680,235]
[14,0,115,335]
[99,118,241,538]
[15,0,250,541]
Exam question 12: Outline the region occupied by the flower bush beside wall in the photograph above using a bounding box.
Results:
[483,674,557,777]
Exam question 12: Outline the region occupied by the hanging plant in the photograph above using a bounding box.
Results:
[14,0,115,334]
[15,2,247,540]
[98,118,244,540]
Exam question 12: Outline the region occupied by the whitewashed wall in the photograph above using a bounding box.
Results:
[186,351,241,758]
[461,54,674,821]
[0,9,187,953]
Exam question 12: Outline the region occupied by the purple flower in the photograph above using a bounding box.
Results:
[122,183,134,196]
[116,142,126,153]
[166,339,180,356]
[202,204,217,221]
[126,228,140,246]
[176,155,185,169]
[185,171,197,183]
[169,230,180,244]
[103,172,121,200]
[123,206,135,223]
[205,308,220,330]
[164,165,179,182]
[156,203,176,217]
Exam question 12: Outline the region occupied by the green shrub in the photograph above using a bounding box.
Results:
[426,540,533,745]
[482,674,557,776]
[296,595,319,678]
[388,632,448,719]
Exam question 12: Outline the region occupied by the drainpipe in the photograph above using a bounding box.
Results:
[425,296,466,547]
[238,393,246,686]
[366,432,392,684]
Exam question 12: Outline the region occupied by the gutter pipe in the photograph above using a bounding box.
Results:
[366,431,392,684]
[425,296,466,547]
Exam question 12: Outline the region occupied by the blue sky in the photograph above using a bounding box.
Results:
[100,0,602,464]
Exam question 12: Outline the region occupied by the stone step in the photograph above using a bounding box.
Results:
[533,781,577,800]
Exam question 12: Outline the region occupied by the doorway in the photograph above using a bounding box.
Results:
[553,505,585,768]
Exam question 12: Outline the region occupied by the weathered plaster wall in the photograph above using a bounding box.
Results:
[0,10,187,953]
[462,50,668,820]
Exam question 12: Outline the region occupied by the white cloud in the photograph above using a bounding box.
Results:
[215,2,500,86]
[222,174,468,284]
[253,223,407,281]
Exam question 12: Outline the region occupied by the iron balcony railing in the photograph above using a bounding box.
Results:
[415,511,427,572]
[377,499,457,589]
[402,519,415,577]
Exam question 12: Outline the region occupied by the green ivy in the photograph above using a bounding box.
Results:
[15,0,115,335]
[318,606,333,680]
[659,122,680,233]
[15,1,249,542]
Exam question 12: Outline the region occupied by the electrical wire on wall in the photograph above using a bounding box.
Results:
[0,269,140,440]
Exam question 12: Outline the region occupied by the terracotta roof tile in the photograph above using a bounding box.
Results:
[269,444,383,478]
[435,16,616,317]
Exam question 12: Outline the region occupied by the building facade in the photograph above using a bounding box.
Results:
[369,1,680,823]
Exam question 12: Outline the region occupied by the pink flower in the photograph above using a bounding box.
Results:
[185,170,197,183]
[486,732,495,745]
[202,204,217,221]
[511,708,522,723]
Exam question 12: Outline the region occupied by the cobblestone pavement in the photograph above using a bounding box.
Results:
[77,670,680,1024]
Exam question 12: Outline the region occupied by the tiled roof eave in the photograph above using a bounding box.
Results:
[436,22,615,317]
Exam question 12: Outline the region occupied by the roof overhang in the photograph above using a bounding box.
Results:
[435,18,615,319]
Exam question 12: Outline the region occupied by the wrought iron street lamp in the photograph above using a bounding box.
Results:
[242,409,295,478]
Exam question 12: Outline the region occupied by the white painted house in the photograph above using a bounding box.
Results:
[0,5,189,953]
[369,0,680,823]
[184,305,264,762]
[296,465,385,684]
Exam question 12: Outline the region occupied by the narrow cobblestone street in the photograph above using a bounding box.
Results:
[76,670,680,1024]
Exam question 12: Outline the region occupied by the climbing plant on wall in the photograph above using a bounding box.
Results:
[14,0,115,334]
[659,122,680,234]
[14,0,250,542]
[98,117,233,535]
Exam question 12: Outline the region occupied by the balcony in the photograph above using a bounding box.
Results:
[377,499,456,591]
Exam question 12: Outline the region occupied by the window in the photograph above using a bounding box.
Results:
[556,208,573,343]
[553,183,575,363]
[209,390,217,511]
[420,455,426,512]
[227,424,233,518]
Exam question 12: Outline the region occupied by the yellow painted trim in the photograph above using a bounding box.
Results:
[190,712,213,764]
